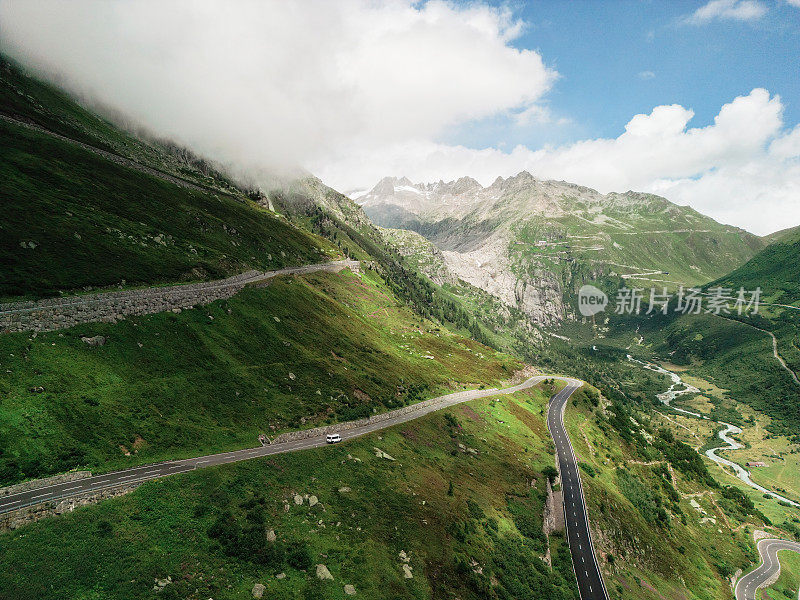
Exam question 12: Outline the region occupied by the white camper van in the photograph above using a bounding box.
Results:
[326,433,342,444]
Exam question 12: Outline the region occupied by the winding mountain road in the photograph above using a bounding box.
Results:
[0,375,606,599]
[736,538,800,600]
[548,379,611,600]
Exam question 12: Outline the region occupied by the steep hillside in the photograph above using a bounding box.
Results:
[0,268,522,485]
[710,228,800,305]
[0,55,531,490]
[0,380,768,600]
[377,226,552,363]
[357,173,764,326]
[563,383,765,600]
[763,224,800,245]
[0,56,244,195]
[0,382,578,600]
[0,119,330,299]
[0,56,333,299]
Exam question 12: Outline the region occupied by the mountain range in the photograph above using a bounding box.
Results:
[355,174,765,326]
[1,53,799,600]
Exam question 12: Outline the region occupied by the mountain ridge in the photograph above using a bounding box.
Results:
[355,172,764,326]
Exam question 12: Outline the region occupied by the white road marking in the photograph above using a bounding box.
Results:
[3,374,604,600]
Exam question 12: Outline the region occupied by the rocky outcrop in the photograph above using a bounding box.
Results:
[153,577,173,593]
[543,478,564,537]
[514,273,565,325]
[373,448,395,461]
[316,564,334,580]
[441,239,565,326]
[378,228,457,286]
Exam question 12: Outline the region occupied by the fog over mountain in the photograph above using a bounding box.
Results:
[1,0,798,234]
[0,1,553,183]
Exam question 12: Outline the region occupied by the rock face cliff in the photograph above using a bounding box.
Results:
[356,172,764,326]
[438,237,565,326]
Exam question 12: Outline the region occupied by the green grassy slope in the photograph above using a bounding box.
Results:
[0,56,243,194]
[761,549,800,600]
[763,224,800,245]
[565,386,764,600]
[0,269,520,485]
[711,229,800,305]
[0,381,766,600]
[0,119,330,298]
[0,383,579,600]
[507,198,764,291]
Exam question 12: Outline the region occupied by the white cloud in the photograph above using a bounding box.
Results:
[638,70,656,80]
[685,0,767,24]
[786,0,800,7]
[317,89,798,235]
[512,104,570,127]
[0,1,796,235]
[0,0,556,175]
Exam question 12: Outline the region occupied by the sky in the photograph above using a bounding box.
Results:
[0,0,799,234]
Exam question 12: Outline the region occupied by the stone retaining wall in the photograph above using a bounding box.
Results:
[0,484,138,532]
[271,378,539,445]
[272,388,475,444]
[0,260,359,334]
[542,478,565,536]
[0,471,92,498]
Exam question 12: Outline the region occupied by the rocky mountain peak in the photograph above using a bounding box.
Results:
[371,176,398,196]
[488,176,506,189]
[485,171,537,192]
[451,176,482,194]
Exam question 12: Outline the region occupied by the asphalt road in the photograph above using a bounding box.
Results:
[0,374,608,600]
[547,378,610,600]
[735,538,800,600]
[0,375,561,515]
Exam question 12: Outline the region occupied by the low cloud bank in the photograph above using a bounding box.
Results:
[1,1,797,234]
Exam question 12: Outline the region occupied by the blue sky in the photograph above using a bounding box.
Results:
[445,0,800,150]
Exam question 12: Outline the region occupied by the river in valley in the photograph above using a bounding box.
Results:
[628,356,799,508]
